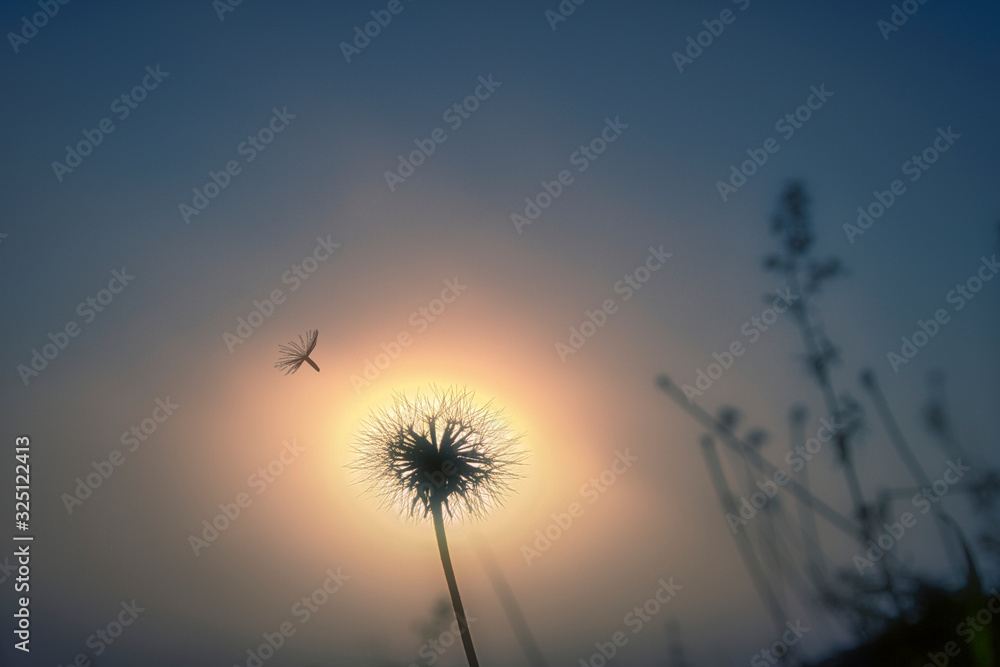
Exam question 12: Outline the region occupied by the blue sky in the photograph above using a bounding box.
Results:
[1,1,999,665]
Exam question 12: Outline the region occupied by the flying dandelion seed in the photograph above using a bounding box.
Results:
[352,387,523,667]
[274,329,320,375]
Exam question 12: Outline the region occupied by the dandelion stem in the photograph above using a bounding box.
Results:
[305,357,320,372]
[432,502,480,667]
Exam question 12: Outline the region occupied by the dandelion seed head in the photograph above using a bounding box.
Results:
[352,387,523,521]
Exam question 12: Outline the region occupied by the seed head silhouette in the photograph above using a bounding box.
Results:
[352,386,523,667]
[353,386,521,520]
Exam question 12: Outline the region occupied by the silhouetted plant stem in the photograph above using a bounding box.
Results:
[861,372,932,487]
[726,431,792,606]
[788,406,828,587]
[767,185,869,538]
[657,376,858,538]
[781,242,910,613]
[700,436,799,658]
[432,502,480,667]
[470,530,549,667]
[787,270,868,530]
[862,370,966,575]
[924,372,971,463]
[938,513,983,594]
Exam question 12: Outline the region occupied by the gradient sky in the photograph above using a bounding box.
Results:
[2,1,999,665]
